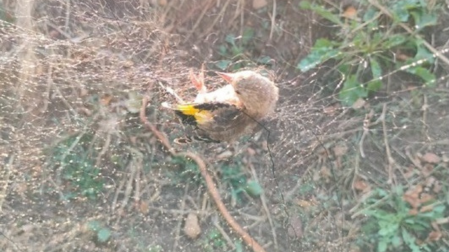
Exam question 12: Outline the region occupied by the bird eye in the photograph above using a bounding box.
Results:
[235,90,241,95]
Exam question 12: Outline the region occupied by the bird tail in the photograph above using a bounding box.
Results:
[163,102,214,126]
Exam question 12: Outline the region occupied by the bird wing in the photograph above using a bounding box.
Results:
[174,102,255,142]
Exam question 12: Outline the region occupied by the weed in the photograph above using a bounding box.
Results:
[298,0,439,106]
[358,186,446,252]
[169,157,263,203]
[220,161,263,203]
[170,156,204,185]
[50,133,104,200]
[215,27,272,71]
[204,229,226,251]
[200,228,244,252]
[215,27,255,70]
[87,220,112,244]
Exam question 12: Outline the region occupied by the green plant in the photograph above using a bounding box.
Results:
[203,229,226,251]
[170,156,204,184]
[215,27,272,70]
[298,0,438,106]
[50,133,104,200]
[87,220,112,244]
[170,158,263,203]
[201,228,244,252]
[358,187,446,252]
[220,162,263,204]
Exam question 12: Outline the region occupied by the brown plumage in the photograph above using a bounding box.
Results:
[170,70,279,143]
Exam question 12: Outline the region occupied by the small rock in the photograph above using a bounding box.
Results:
[252,0,268,9]
[421,152,440,164]
[184,213,201,239]
[217,150,233,160]
[342,5,358,19]
[352,98,365,109]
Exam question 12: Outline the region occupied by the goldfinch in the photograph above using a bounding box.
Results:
[168,69,279,143]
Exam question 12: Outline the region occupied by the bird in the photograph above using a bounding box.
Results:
[165,69,279,144]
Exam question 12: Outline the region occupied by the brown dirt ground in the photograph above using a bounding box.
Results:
[1,0,449,252]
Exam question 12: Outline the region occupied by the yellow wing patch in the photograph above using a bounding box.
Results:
[176,104,213,124]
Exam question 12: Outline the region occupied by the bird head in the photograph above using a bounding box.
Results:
[217,71,279,117]
[217,71,269,96]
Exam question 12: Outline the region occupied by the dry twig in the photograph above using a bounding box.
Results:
[379,103,396,184]
[183,0,214,43]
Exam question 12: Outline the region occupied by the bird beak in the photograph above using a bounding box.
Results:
[216,72,234,83]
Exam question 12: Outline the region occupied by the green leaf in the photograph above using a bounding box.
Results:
[314,38,334,48]
[256,56,272,65]
[376,188,389,197]
[404,218,416,225]
[217,45,228,56]
[244,180,263,197]
[215,60,232,70]
[87,220,102,232]
[363,7,379,22]
[225,34,236,46]
[402,227,421,252]
[383,34,408,49]
[230,46,244,56]
[391,235,402,247]
[378,240,388,252]
[297,39,340,72]
[368,209,394,220]
[97,228,111,243]
[299,1,311,9]
[232,63,243,71]
[368,58,383,91]
[414,42,435,64]
[406,66,435,86]
[338,75,368,106]
[235,241,243,252]
[368,80,382,92]
[390,0,423,22]
[432,204,446,214]
[391,7,410,22]
[299,1,342,25]
[410,9,438,30]
[242,27,255,45]
[370,58,382,79]
[379,222,399,236]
